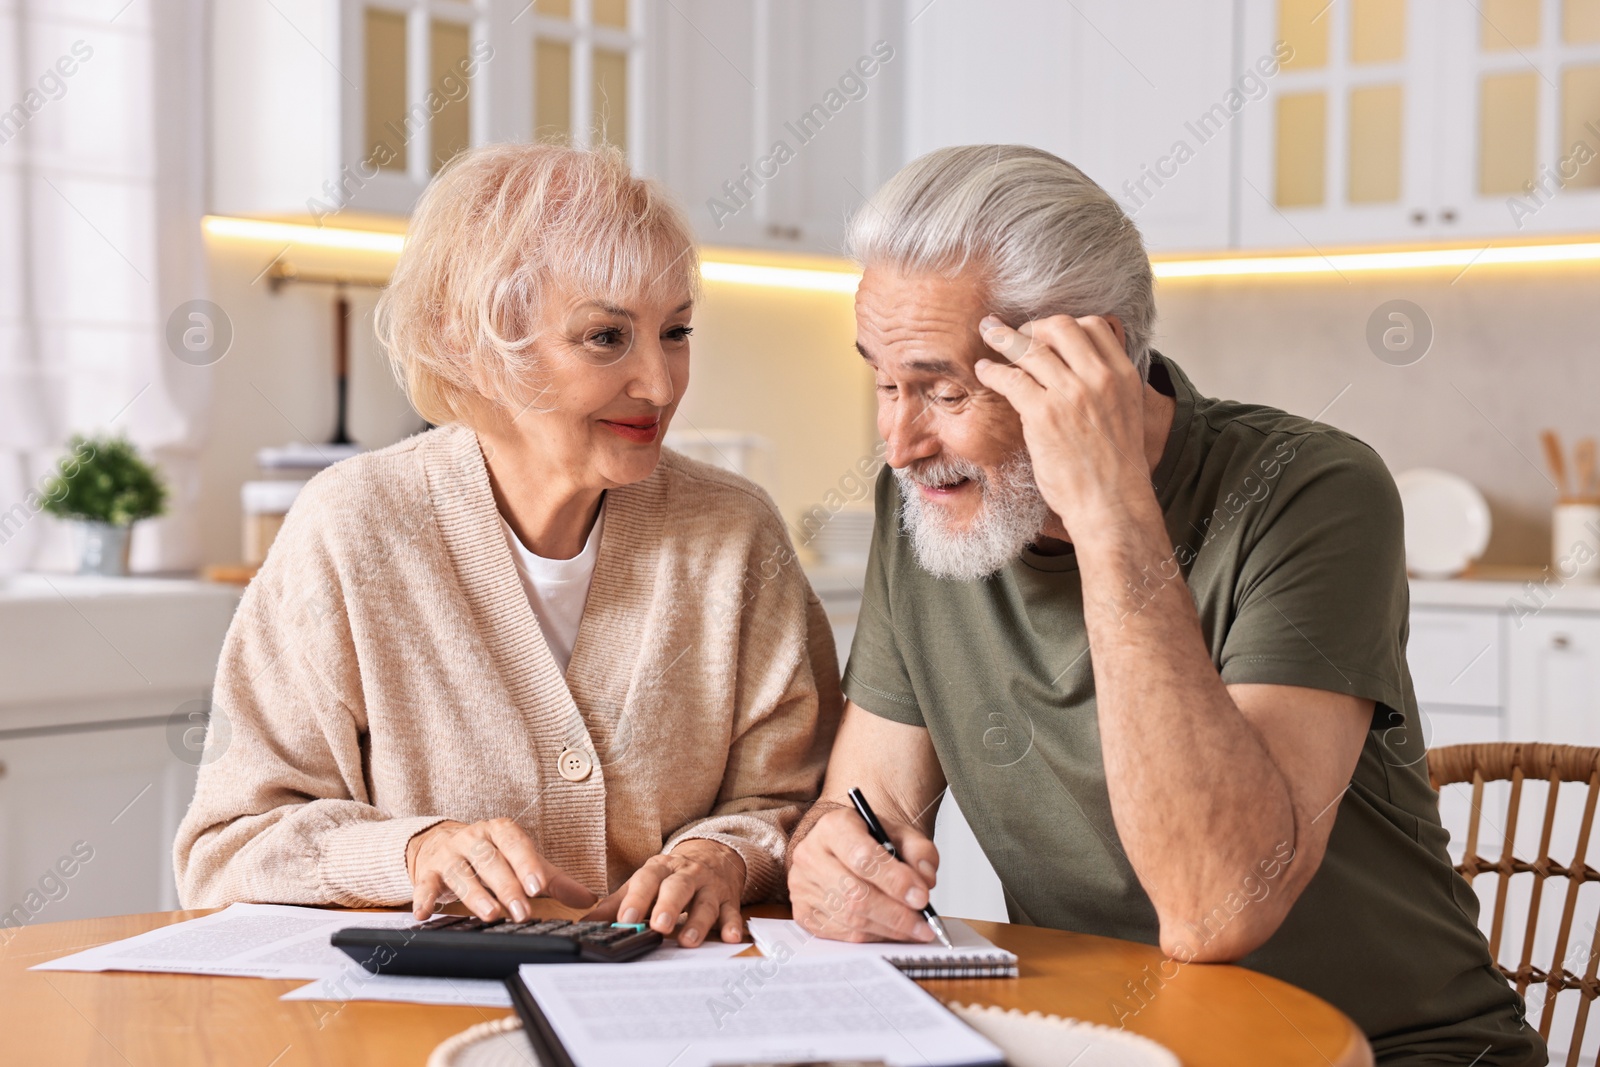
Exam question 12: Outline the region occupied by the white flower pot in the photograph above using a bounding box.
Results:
[75,521,131,576]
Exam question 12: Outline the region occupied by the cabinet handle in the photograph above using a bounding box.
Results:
[1410,209,1427,225]
[1553,633,1572,649]
[0,760,7,779]
[765,223,802,242]
[1440,208,1458,223]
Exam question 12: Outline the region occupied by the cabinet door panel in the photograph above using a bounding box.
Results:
[762,0,900,255]
[902,0,1074,160]
[903,0,1235,253]
[1408,608,1502,708]
[1060,0,1237,252]
[1238,0,1443,247]
[1434,0,1600,237]
[647,0,763,247]
[1508,615,1600,744]
[0,723,200,930]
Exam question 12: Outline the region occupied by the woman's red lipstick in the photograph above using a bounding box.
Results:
[599,416,660,443]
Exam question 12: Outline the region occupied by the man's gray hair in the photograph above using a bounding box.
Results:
[844,144,1156,380]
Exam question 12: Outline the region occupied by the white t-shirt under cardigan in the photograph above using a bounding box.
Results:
[500,499,605,675]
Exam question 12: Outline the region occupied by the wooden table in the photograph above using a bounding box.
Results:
[0,904,1371,1066]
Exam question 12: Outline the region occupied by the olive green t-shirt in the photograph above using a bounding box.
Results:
[843,355,1543,1065]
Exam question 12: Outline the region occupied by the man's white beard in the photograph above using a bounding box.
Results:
[894,451,1052,581]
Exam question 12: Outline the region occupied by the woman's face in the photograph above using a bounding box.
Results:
[503,285,694,491]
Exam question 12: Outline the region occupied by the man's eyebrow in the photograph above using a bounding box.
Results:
[854,342,958,375]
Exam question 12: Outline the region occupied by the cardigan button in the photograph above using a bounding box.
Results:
[557,748,593,782]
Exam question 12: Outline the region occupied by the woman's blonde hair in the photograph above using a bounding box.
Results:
[375,143,700,426]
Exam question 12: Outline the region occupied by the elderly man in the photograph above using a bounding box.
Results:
[787,145,1542,1065]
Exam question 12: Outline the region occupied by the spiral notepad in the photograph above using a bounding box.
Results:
[747,917,1020,979]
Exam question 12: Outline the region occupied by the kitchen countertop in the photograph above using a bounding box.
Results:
[0,573,242,732]
[1411,565,1600,611]
[807,558,1600,614]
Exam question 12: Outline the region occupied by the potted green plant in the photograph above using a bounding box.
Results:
[41,435,168,576]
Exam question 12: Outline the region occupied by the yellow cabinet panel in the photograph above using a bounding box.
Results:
[1479,71,1539,195]
[430,21,472,173]
[364,8,408,172]
[535,38,573,141]
[1277,91,1328,207]
[1351,0,1405,64]
[1279,0,1330,70]
[1349,84,1404,203]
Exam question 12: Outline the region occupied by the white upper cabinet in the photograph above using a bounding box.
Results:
[901,0,1237,253]
[1239,0,1438,246]
[1239,0,1600,247]
[1052,0,1240,252]
[212,0,644,221]
[642,0,905,255]
[1436,0,1600,236]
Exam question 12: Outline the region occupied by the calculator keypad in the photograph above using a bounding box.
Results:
[409,917,633,944]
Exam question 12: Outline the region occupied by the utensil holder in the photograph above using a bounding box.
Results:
[1553,499,1600,582]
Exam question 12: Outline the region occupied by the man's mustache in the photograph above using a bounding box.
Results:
[899,455,986,489]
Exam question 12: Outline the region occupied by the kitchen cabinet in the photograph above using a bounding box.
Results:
[1238,0,1600,247]
[0,723,201,931]
[1507,613,1600,745]
[900,0,1237,253]
[0,576,239,926]
[644,0,905,255]
[212,0,644,220]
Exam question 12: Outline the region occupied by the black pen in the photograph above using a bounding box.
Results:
[847,786,954,949]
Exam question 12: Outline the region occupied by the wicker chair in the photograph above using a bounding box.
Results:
[1429,742,1600,1065]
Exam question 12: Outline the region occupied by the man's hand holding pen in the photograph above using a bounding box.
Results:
[787,789,951,946]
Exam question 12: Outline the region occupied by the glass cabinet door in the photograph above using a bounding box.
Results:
[525,0,641,157]
[350,1,486,211]
[1438,0,1600,234]
[1239,0,1438,247]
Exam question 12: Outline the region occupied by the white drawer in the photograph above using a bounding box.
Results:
[1408,609,1501,709]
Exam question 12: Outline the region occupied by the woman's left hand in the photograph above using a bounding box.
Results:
[584,839,746,946]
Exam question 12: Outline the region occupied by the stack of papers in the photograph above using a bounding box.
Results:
[516,955,1004,1067]
[31,902,744,1008]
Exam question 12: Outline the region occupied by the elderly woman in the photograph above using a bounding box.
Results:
[174,144,842,948]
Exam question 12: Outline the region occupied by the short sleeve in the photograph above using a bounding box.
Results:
[1218,435,1410,721]
[841,469,925,726]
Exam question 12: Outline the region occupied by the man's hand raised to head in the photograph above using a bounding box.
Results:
[972,314,1159,545]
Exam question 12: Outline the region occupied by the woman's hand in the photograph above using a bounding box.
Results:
[406,818,598,922]
[585,839,747,947]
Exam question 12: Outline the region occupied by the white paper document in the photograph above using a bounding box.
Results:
[29,902,421,980]
[515,955,1004,1067]
[280,938,749,1007]
[748,916,1017,963]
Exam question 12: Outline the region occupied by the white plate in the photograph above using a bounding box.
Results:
[1394,468,1492,578]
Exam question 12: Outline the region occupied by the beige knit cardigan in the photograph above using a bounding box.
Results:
[173,424,842,908]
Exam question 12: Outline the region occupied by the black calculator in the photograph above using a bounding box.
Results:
[331,916,664,979]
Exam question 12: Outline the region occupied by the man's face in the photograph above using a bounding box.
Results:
[854,263,1051,580]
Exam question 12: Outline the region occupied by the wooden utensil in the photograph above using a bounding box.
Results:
[1542,429,1571,498]
[1577,437,1598,501]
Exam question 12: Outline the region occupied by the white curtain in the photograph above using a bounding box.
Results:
[0,0,209,574]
